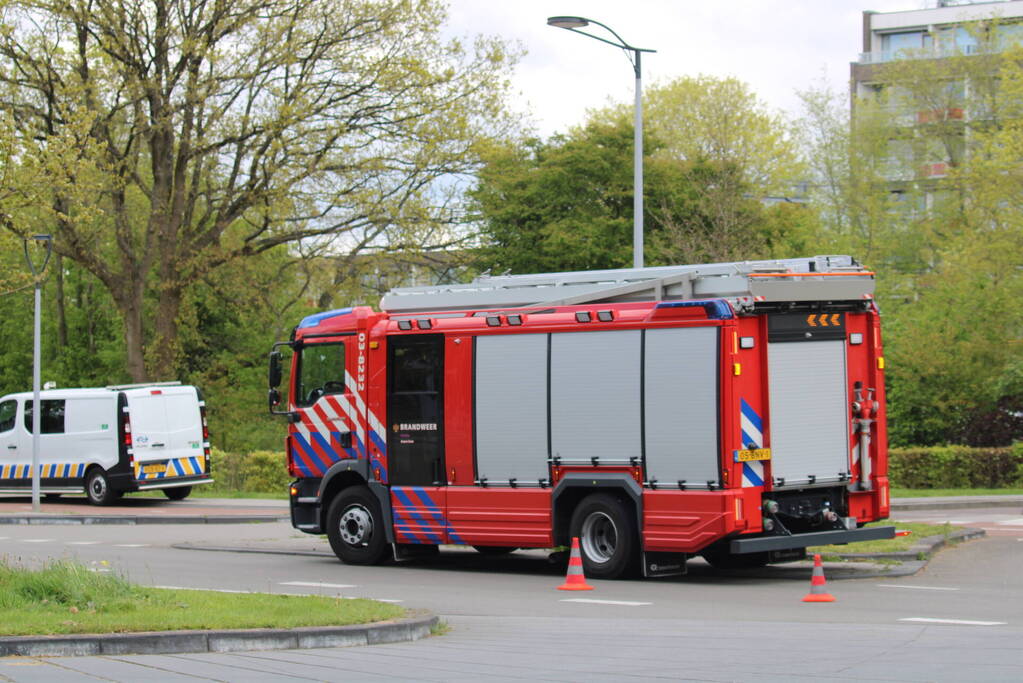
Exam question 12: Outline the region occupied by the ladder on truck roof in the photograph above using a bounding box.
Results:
[379,255,876,314]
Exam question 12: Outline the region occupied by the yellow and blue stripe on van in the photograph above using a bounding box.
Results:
[133,456,206,481]
[0,463,87,479]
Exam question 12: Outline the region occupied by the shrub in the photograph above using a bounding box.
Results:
[208,448,290,494]
[888,444,1023,489]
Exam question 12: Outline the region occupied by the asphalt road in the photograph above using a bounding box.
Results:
[1,503,1021,681]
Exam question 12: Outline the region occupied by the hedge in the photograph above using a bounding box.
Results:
[205,444,1023,494]
[888,443,1023,489]
[207,448,291,494]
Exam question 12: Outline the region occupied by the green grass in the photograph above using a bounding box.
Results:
[0,560,404,636]
[893,487,1023,498]
[809,521,959,555]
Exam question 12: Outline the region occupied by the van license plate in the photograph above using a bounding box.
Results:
[734,448,771,462]
[143,464,166,474]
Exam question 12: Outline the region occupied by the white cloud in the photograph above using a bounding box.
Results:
[443,0,926,136]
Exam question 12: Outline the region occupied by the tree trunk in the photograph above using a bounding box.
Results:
[151,284,183,381]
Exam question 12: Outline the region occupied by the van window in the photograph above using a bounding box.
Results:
[296,343,345,407]
[23,400,66,434]
[0,400,16,432]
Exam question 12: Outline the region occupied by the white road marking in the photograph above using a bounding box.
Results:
[280,581,356,589]
[560,598,652,606]
[87,568,111,573]
[21,539,52,543]
[995,518,1023,526]
[67,541,101,545]
[113,544,150,548]
[879,584,960,591]
[900,618,1006,626]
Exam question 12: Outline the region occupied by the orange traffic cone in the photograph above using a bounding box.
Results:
[557,537,594,591]
[802,554,835,602]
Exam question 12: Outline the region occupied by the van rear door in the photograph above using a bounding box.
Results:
[126,386,205,481]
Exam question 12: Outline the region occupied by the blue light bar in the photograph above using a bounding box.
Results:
[654,300,733,320]
[298,308,354,329]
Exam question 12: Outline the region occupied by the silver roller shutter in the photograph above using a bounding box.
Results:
[644,327,720,488]
[474,334,550,484]
[767,340,850,486]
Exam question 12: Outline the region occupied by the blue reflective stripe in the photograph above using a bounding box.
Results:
[740,398,763,433]
[411,487,465,545]
[743,463,764,487]
[392,488,443,544]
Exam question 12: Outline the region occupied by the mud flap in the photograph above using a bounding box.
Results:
[392,543,440,562]
[643,551,687,578]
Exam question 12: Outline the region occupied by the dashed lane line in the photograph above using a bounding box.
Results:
[560,598,652,606]
[21,539,53,543]
[113,543,150,547]
[899,618,1006,626]
[67,541,101,545]
[879,584,960,591]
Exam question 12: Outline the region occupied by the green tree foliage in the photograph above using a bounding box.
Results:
[797,26,1023,447]
[471,117,819,275]
[0,0,518,382]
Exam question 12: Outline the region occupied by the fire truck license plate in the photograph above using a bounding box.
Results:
[143,463,166,474]
[734,448,771,462]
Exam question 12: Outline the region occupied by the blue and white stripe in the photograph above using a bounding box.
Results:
[740,399,765,487]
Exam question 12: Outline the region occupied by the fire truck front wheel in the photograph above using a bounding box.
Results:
[326,486,389,565]
[570,493,639,580]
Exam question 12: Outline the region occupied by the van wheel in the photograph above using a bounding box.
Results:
[85,468,117,506]
[163,486,192,501]
[569,493,639,580]
[326,486,389,565]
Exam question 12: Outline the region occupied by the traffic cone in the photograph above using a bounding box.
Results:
[557,537,594,591]
[802,554,835,602]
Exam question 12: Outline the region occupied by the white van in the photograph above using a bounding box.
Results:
[0,383,213,505]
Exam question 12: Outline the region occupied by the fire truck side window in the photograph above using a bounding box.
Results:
[296,343,345,407]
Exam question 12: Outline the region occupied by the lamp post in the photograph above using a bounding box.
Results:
[547,16,655,269]
[24,234,52,512]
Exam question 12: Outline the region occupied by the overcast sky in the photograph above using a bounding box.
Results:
[443,0,936,137]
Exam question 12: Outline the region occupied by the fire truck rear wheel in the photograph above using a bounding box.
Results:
[570,493,639,580]
[327,486,389,565]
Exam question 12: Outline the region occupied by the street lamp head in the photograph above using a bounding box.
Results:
[31,234,52,244]
[547,16,589,29]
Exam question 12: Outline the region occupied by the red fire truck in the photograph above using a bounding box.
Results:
[268,255,894,578]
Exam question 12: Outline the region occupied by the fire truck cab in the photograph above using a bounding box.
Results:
[270,255,894,579]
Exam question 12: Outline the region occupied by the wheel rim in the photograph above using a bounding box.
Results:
[580,511,618,564]
[90,475,106,500]
[339,504,373,546]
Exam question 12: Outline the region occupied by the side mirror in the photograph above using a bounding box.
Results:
[268,351,282,389]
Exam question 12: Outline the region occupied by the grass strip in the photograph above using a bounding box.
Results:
[892,487,1023,498]
[0,560,404,637]
[809,521,961,556]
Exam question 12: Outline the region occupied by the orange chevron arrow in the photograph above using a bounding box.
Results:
[820,315,829,327]
[807,314,817,327]
[831,314,841,326]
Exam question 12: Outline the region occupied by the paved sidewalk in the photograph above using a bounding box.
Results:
[0,495,288,524]
[890,494,1023,511]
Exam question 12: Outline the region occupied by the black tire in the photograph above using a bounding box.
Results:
[85,468,117,506]
[472,545,517,556]
[326,485,389,565]
[163,486,192,501]
[569,493,639,580]
[700,548,771,570]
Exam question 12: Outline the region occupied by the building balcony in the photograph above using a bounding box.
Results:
[856,43,980,65]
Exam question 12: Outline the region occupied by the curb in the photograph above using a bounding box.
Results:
[833,526,987,562]
[0,614,437,658]
[0,515,288,526]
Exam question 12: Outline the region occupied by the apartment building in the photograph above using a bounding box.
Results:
[850,0,1023,198]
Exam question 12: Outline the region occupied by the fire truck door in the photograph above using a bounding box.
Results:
[387,334,445,486]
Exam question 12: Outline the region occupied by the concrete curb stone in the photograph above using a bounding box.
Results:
[0,514,287,525]
[0,614,438,658]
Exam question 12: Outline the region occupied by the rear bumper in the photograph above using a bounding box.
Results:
[729,526,895,554]
[133,475,214,491]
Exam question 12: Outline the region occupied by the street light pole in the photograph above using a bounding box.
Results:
[24,234,52,513]
[547,16,655,269]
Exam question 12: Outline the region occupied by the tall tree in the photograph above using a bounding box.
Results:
[0,0,518,381]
